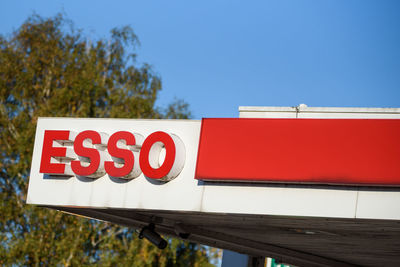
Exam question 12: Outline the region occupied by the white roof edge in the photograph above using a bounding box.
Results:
[239,106,400,114]
[37,117,201,122]
[239,106,297,112]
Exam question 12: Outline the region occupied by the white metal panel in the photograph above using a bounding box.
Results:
[296,106,400,114]
[200,184,358,218]
[27,118,204,212]
[239,105,400,119]
[239,106,297,118]
[240,111,297,118]
[356,191,400,220]
[298,112,400,119]
[239,106,297,112]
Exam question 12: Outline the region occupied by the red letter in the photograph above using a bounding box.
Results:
[40,130,69,174]
[71,130,101,176]
[105,131,135,178]
[139,131,176,180]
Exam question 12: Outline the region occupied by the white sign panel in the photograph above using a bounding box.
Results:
[27,118,203,211]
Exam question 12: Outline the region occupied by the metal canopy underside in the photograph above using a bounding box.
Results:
[45,205,400,267]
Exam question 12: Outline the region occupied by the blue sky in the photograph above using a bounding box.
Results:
[1,0,399,118]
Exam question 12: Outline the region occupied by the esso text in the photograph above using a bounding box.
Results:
[39,130,186,181]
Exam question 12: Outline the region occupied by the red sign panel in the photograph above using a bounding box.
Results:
[195,118,400,186]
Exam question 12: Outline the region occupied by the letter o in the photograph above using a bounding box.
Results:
[139,131,185,181]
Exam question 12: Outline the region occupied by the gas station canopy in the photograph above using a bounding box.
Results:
[27,105,400,267]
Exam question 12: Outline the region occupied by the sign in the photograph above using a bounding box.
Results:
[27,118,201,209]
[39,130,186,181]
[195,118,400,186]
[29,117,400,189]
[26,116,400,220]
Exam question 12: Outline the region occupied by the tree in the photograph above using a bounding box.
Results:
[0,14,217,266]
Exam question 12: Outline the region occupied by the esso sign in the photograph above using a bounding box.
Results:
[39,130,186,182]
